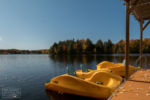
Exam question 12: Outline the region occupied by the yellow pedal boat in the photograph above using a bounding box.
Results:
[76,68,112,80]
[97,61,136,77]
[45,71,122,99]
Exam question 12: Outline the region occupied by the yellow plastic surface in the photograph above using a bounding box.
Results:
[45,71,122,99]
[97,61,135,77]
[76,69,111,79]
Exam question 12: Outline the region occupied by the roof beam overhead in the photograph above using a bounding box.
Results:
[129,0,140,13]
[128,0,150,21]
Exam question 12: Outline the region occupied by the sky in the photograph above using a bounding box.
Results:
[0,0,150,50]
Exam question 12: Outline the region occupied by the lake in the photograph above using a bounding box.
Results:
[0,54,150,100]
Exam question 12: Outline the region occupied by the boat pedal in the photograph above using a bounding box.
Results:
[53,81,58,84]
[110,70,112,73]
[96,81,104,85]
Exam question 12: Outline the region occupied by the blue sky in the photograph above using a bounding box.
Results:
[0,0,149,50]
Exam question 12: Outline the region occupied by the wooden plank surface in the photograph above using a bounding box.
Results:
[110,69,150,100]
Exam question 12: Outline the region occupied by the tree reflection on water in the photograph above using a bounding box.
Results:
[49,54,150,68]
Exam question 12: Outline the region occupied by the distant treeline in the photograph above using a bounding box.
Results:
[49,38,150,55]
[0,49,48,54]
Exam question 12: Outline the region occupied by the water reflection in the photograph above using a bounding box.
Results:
[46,90,101,100]
[49,55,93,64]
[1,54,150,100]
[49,54,150,69]
[49,54,121,65]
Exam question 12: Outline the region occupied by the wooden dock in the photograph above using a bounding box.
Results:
[110,69,150,100]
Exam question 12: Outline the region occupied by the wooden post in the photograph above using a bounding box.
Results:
[140,19,143,68]
[125,2,130,80]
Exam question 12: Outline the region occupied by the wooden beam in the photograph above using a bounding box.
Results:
[129,0,140,13]
[124,0,130,2]
[125,2,130,80]
[143,20,150,31]
[140,19,143,68]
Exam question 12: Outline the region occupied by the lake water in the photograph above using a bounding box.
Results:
[0,54,150,100]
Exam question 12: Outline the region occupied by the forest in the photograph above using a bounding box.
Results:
[49,38,150,55]
[0,49,48,54]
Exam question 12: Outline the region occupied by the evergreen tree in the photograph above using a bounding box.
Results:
[85,38,94,54]
[96,40,104,54]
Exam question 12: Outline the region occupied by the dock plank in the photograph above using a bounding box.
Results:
[111,69,150,100]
